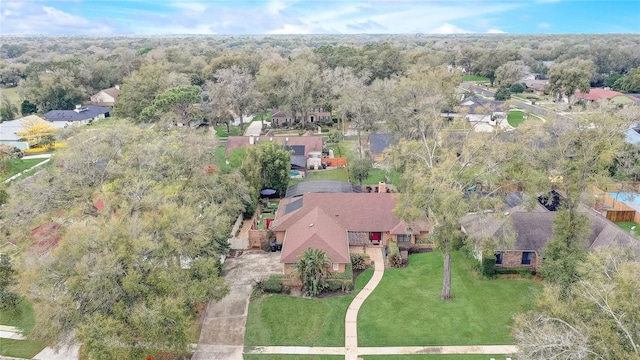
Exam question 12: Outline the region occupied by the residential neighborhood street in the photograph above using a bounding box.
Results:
[461,82,551,118]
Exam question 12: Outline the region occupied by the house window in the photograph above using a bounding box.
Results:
[397,234,410,242]
[521,252,533,265]
[369,232,382,243]
[495,252,503,265]
[332,263,339,271]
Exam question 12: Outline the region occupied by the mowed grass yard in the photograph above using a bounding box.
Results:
[358,252,542,347]
[507,110,525,127]
[615,221,640,233]
[1,158,48,180]
[245,270,373,347]
[289,168,349,186]
[0,299,47,359]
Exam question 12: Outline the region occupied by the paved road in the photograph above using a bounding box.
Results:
[191,251,282,360]
[461,82,558,120]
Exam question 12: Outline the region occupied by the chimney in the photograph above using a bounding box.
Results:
[249,135,255,145]
[115,84,120,90]
[76,104,82,109]
[378,181,387,193]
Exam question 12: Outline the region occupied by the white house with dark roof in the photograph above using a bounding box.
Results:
[43,105,111,126]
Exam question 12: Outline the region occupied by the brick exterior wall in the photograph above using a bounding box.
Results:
[498,250,541,270]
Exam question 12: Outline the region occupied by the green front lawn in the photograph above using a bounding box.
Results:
[507,110,524,127]
[245,270,373,347]
[289,168,349,186]
[358,252,541,347]
[214,125,244,138]
[462,75,490,83]
[0,298,47,358]
[1,86,21,108]
[1,158,48,180]
[615,221,640,233]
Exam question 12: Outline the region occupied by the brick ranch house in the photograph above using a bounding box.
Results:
[270,192,430,274]
[460,202,638,270]
[270,108,332,127]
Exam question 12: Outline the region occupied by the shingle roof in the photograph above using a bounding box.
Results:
[273,192,429,234]
[280,207,350,263]
[224,135,323,157]
[370,132,394,154]
[461,203,639,252]
[43,106,111,122]
[575,88,623,101]
[101,87,120,99]
[0,115,46,141]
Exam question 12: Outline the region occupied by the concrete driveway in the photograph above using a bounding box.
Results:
[192,251,282,360]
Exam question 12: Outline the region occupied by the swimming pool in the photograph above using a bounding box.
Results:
[289,170,300,177]
[608,192,640,205]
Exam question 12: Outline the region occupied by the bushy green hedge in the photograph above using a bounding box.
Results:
[481,258,497,278]
[495,267,536,279]
[261,274,290,294]
[325,279,354,292]
[350,253,369,270]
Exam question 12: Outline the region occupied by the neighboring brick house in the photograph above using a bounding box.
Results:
[270,108,332,126]
[460,198,638,270]
[90,85,120,107]
[270,192,430,274]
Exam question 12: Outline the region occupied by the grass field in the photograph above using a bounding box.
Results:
[0,298,47,359]
[258,213,276,230]
[214,125,244,138]
[507,110,525,127]
[290,168,349,186]
[615,221,639,233]
[1,158,48,180]
[245,270,373,347]
[358,252,542,347]
[462,75,490,83]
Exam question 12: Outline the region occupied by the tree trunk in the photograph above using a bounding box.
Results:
[238,107,244,131]
[356,127,362,157]
[441,251,452,300]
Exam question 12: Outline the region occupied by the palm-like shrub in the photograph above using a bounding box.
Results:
[294,248,330,297]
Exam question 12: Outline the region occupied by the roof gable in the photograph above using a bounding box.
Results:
[280,207,350,263]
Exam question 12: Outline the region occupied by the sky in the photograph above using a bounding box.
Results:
[0,0,639,35]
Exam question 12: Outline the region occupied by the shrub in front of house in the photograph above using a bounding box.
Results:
[480,257,497,279]
[350,253,369,270]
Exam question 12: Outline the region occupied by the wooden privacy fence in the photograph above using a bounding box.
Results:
[606,210,637,223]
[322,157,347,167]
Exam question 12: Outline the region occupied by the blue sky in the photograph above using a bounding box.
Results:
[1,0,638,35]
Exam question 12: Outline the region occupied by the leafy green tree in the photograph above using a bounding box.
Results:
[211,66,255,130]
[494,86,511,100]
[114,63,188,121]
[0,255,20,311]
[18,74,86,112]
[0,96,18,122]
[294,248,330,297]
[495,60,525,87]
[616,67,640,93]
[605,72,624,90]
[547,58,596,101]
[141,84,203,126]
[514,247,640,360]
[20,100,37,115]
[241,141,291,197]
[350,155,373,185]
[510,83,525,94]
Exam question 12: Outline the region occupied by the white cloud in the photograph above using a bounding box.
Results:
[487,28,507,33]
[268,23,313,34]
[0,3,116,34]
[430,23,473,34]
[538,22,551,29]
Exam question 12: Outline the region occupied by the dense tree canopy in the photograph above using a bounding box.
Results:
[3,124,253,357]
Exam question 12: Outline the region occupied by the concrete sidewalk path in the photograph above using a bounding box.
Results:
[245,345,519,356]
[0,325,25,340]
[345,247,384,360]
[242,118,262,136]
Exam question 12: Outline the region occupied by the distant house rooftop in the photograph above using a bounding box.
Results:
[43,105,111,122]
[575,88,623,101]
